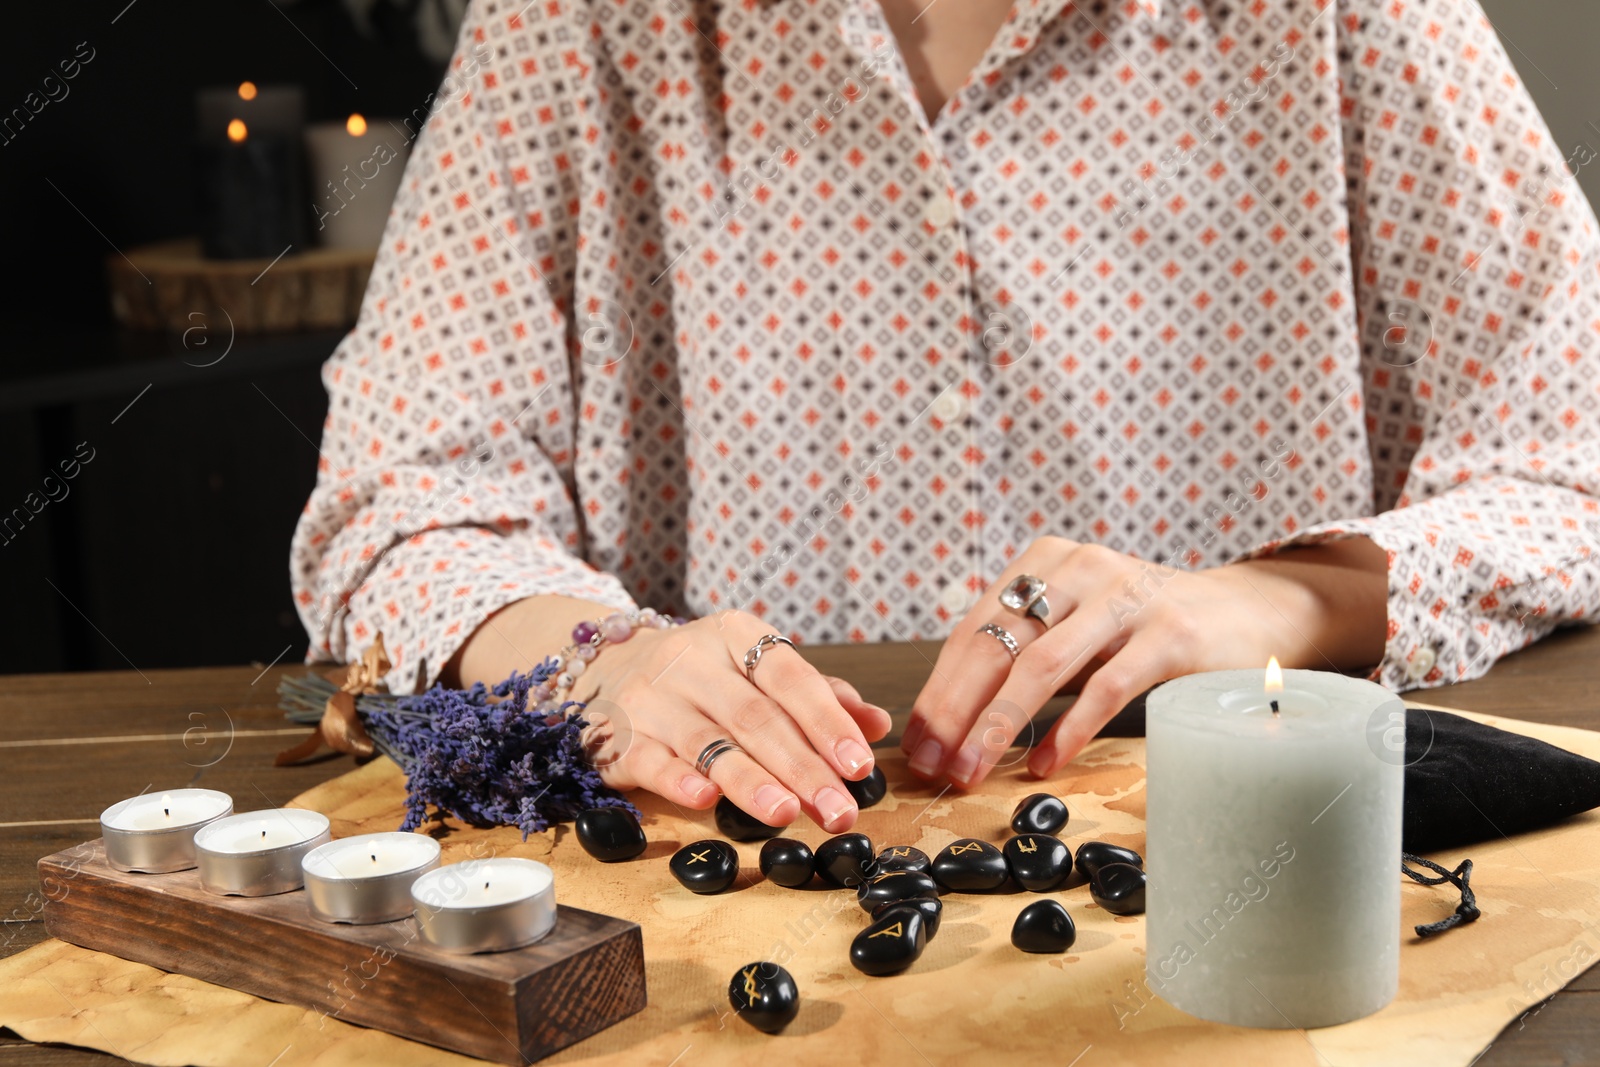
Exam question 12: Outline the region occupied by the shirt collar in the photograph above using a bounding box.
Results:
[835,0,1163,130]
[958,0,1162,102]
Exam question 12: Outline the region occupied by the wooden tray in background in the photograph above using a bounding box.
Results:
[106,237,374,334]
[38,840,647,1065]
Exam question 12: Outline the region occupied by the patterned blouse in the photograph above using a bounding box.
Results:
[292,0,1600,696]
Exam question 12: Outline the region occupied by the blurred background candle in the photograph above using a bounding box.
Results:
[411,857,556,953]
[1145,662,1404,1028]
[196,81,304,137]
[304,113,410,250]
[99,788,232,873]
[194,82,305,260]
[193,808,330,896]
[302,831,441,924]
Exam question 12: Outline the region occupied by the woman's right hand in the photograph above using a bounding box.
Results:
[448,596,891,835]
[569,610,891,835]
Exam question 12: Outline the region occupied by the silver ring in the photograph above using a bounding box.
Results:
[695,738,742,776]
[999,574,1050,626]
[743,633,798,680]
[977,623,1020,659]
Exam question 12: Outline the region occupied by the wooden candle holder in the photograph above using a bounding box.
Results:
[38,841,646,1064]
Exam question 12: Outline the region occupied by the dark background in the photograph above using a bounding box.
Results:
[0,0,456,675]
[1,0,1596,676]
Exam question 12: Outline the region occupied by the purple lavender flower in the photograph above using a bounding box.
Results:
[364,657,638,838]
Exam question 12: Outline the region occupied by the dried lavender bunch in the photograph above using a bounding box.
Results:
[279,659,637,838]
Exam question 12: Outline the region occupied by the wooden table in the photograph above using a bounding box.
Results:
[4,628,1599,1065]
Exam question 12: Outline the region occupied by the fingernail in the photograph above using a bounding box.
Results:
[901,717,927,754]
[815,786,854,827]
[834,738,874,775]
[864,702,891,717]
[678,775,714,803]
[908,738,944,776]
[755,784,793,822]
[1027,747,1055,778]
[946,744,981,786]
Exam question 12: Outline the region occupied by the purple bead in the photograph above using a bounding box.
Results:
[572,620,600,646]
[575,644,598,662]
[600,613,635,643]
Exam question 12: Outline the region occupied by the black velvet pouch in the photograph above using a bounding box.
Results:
[1099,698,1600,852]
[1402,707,1600,852]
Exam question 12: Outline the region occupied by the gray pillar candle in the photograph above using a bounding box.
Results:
[1145,662,1403,1028]
[99,789,233,873]
[193,809,332,896]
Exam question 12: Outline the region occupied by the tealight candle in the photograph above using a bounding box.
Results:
[302,832,442,924]
[1145,661,1404,1028]
[100,789,233,873]
[193,809,332,897]
[411,858,556,954]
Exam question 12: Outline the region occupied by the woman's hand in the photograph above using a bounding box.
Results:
[902,537,1389,788]
[567,610,892,834]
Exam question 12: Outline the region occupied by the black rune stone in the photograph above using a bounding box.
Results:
[1003,834,1073,892]
[873,895,943,940]
[856,869,939,912]
[1010,793,1069,835]
[850,906,927,976]
[715,797,786,842]
[844,765,888,808]
[815,832,875,888]
[728,961,800,1033]
[669,839,739,894]
[1090,862,1147,916]
[931,838,1009,892]
[874,845,931,874]
[575,807,647,862]
[758,837,816,888]
[1011,899,1077,953]
[1074,840,1144,881]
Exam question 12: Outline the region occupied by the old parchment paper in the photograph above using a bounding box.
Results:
[3,705,1598,1066]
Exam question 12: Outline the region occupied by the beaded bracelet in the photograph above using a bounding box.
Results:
[530,608,683,716]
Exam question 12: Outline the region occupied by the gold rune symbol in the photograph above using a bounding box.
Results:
[948,842,983,856]
[1017,839,1037,854]
[868,922,904,939]
[889,848,909,858]
[687,849,710,865]
[741,966,759,1006]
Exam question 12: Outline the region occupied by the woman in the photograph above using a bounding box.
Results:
[292,0,1600,835]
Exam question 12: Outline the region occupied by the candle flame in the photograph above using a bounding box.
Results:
[227,118,248,143]
[238,81,258,101]
[346,113,367,136]
[160,792,173,819]
[1264,656,1284,694]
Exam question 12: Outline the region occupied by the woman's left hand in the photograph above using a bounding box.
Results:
[902,536,1389,788]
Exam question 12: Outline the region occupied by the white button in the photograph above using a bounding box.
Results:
[925,194,956,228]
[930,390,965,421]
[939,583,972,614]
[1405,647,1436,681]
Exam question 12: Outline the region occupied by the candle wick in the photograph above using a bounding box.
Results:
[1270,699,1280,716]
[371,854,377,863]
[163,808,170,817]
[261,830,267,839]
[484,881,490,890]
